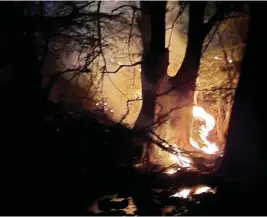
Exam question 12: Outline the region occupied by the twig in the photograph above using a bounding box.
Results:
[202,21,222,55]
[103,61,142,74]
[167,2,188,48]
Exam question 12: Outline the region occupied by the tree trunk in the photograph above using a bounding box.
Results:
[218,2,267,213]
[134,1,169,164]
[1,2,43,214]
[169,2,207,149]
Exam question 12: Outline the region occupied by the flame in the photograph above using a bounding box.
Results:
[189,106,219,154]
[194,186,211,194]
[171,188,191,199]
[165,105,219,173]
[170,186,217,200]
[165,168,177,175]
[166,106,219,200]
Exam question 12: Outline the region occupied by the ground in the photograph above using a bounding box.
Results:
[4,106,265,215]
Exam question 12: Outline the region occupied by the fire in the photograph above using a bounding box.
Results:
[165,168,178,175]
[189,106,219,155]
[170,186,217,199]
[171,188,191,199]
[194,186,212,194]
[166,105,219,199]
[166,105,219,172]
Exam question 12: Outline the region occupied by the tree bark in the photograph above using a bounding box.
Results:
[1,2,44,214]
[218,2,267,212]
[169,2,207,149]
[134,1,169,164]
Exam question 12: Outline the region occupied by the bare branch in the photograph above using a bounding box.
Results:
[103,61,142,73]
[118,98,142,123]
[43,68,79,98]
[167,2,188,48]
[202,3,242,36]
[202,21,222,55]
[111,4,144,14]
[106,74,128,99]
[128,7,137,88]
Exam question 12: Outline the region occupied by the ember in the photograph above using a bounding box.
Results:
[171,188,191,199]
[171,185,217,199]
[165,168,177,175]
[194,186,211,194]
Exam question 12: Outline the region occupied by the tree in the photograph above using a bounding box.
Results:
[133,2,245,166]
[217,2,266,213]
[169,2,207,148]
[215,13,248,147]
[0,2,123,214]
[168,2,244,149]
[133,1,169,164]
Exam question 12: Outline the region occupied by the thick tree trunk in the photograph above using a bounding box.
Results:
[1,3,43,214]
[169,2,207,150]
[134,1,169,164]
[218,2,267,213]
[135,1,167,128]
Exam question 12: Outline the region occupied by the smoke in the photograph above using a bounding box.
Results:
[42,1,189,126]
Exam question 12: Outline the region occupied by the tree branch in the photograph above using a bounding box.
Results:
[103,61,142,73]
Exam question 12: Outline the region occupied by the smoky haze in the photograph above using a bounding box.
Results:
[42,1,189,126]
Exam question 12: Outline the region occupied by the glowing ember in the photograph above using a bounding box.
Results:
[194,186,217,195]
[171,188,191,199]
[189,106,219,154]
[165,168,177,175]
[194,186,211,194]
[170,186,216,200]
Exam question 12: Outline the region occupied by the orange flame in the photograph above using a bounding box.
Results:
[167,106,219,197]
[171,188,191,199]
[166,105,219,172]
[190,106,219,155]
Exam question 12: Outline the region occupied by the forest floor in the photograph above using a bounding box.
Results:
[23,106,267,216]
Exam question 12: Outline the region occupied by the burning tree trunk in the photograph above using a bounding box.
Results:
[134,1,169,164]
[169,2,207,149]
[218,2,266,212]
[168,2,235,151]
[134,2,241,166]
